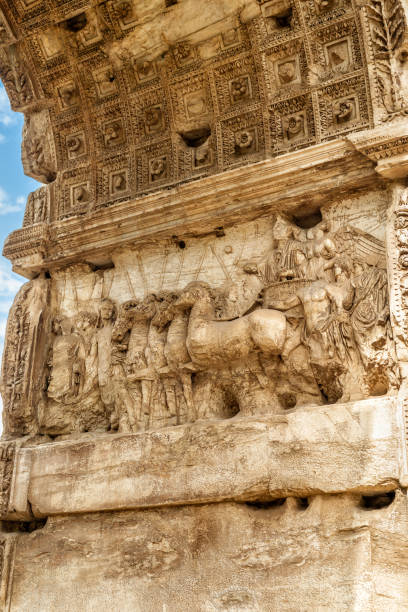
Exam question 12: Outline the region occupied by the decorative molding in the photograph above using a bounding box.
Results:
[3,138,380,276]
[347,120,408,178]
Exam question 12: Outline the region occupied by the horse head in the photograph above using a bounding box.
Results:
[112,300,136,342]
[112,296,157,341]
[174,282,213,311]
[151,291,180,329]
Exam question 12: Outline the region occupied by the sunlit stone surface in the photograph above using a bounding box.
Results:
[1,0,408,609]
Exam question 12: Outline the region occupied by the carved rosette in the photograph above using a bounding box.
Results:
[392,186,408,342]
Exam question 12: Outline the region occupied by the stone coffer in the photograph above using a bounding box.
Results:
[1,0,408,609]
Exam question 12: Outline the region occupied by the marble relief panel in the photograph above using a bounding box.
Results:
[1,190,399,439]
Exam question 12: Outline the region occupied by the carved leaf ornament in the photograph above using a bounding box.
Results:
[366,0,408,118]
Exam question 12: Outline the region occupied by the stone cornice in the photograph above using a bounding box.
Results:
[347,119,408,179]
[4,138,381,277]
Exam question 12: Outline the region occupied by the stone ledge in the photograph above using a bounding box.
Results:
[4,139,379,278]
[5,396,402,519]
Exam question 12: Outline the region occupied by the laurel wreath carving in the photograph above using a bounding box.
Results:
[366,0,407,117]
[367,0,405,58]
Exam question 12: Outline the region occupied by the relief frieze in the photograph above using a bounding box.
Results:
[1,193,398,439]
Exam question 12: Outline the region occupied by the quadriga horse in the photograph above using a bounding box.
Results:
[115,294,187,428]
[174,282,287,370]
[151,292,196,422]
[112,296,157,429]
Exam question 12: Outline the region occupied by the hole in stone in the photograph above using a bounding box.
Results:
[275,8,292,28]
[1,518,48,533]
[297,497,309,510]
[108,75,115,83]
[45,271,51,279]
[65,13,88,32]
[293,208,323,229]
[222,390,240,419]
[318,385,329,404]
[245,499,286,509]
[166,0,178,5]
[46,171,57,184]
[398,48,408,63]
[278,392,297,409]
[179,127,211,148]
[215,227,225,237]
[361,491,395,510]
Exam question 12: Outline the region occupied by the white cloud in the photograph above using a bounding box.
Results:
[0,185,26,215]
[0,299,14,314]
[0,85,16,127]
[0,260,23,296]
[0,317,6,340]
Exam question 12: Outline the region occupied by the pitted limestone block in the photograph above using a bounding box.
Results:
[19,396,402,517]
[6,492,408,611]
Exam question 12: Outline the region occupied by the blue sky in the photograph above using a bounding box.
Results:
[0,85,40,408]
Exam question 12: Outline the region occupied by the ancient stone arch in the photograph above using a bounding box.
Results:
[1,0,408,609]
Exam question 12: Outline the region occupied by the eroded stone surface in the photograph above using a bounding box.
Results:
[1,190,400,440]
[14,397,398,518]
[6,493,408,612]
[1,0,408,609]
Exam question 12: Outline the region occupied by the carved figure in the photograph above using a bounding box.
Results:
[26,136,56,182]
[23,187,48,226]
[278,61,296,84]
[230,77,249,102]
[266,258,368,402]
[174,41,193,64]
[67,135,84,157]
[235,130,254,153]
[150,158,166,181]
[97,299,117,428]
[334,99,354,124]
[1,278,50,436]
[46,316,83,404]
[112,296,157,431]
[152,292,196,424]
[174,282,287,370]
[59,83,78,107]
[73,185,90,206]
[283,114,304,141]
[350,260,393,395]
[104,122,123,146]
[145,107,162,131]
[112,173,127,192]
[40,310,108,435]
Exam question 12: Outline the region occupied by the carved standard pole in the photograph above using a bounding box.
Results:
[1,0,408,609]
